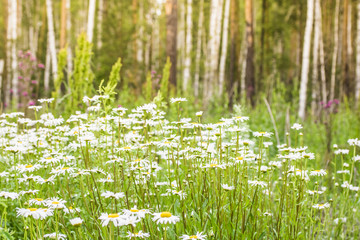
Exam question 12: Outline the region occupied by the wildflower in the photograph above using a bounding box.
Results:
[291,123,303,130]
[196,111,203,117]
[29,198,46,206]
[180,232,207,240]
[123,206,150,219]
[70,218,83,227]
[38,98,55,103]
[99,213,139,227]
[152,212,180,224]
[253,131,272,138]
[334,218,347,224]
[248,180,267,188]
[16,208,53,220]
[221,184,235,191]
[310,169,327,176]
[101,191,125,199]
[45,198,67,209]
[334,149,349,155]
[170,98,187,103]
[127,231,150,239]
[0,191,19,200]
[43,233,67,239]
[312,203,330,209]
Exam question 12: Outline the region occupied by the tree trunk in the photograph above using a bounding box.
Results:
[136,0,144,64]
[298,0,314,120]
[165,0,178,87]
[330,0,340,102]
[341,0,349,99]
[228,0,238,106]
[259,0,266,93]
[319,16,327,106]
[44,40,51,94]
[0,59,4,102]
[218,0,230,96]
[60,0,67,48]
[311,0,321,115]
[183,0,192,92]
[86,0,96,43]
[194,0,204,97]
[7,0,18,107]
[356,2,360,104]
[46,0,58,83]
[66,0,73,79]
[97,0,103,50]
[245,0,255,106]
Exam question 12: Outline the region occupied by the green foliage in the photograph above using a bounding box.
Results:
[98,58,122,99]
[145,72,152,102]
[160,57,171,100]
[69,33,95,108]
[52,48,67,104]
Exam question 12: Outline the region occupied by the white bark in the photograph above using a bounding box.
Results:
[330,0,340,102]
[356,3,360,103]
[194,0,204,97]
[183,0,192,91]
[347,2,352,57]
[44,40,51,93]
[66,0,73,78]
[298,0,314,120]
[46,0,58,81]
[87,0,96,43]
[97,0,103,49]
[7,0,18,106]
[311,0,320,114]
[137,1,144,63]
[218,0,230,96]
[319,19,327,105]
[0,59,4,100]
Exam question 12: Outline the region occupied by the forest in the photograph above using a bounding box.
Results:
[1,0,360,239]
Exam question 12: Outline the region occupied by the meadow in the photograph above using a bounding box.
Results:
[0,94,359,240]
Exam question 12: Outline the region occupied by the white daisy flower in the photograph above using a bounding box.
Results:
[180,232,207,240]
[127,231,150,239]
[152,212,180,224]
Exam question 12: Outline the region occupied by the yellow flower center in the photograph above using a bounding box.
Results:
[108,213,119,218]
[259,132,265,134]
[62,167,70,170]
[74,131,78,134]
[210,164,218,167]
[69,207,73,209]
[52,201,60,204]
[35,198,43,201]
[28,208,37,212]
[160,212,172,218]
[25,165,33,168]
[190,236,198,239]
[124,147,131,150]
[315,170,321,172]
[235,116,242,119]
[46,157,52,160]
[164,142,170,144]
[237,157,243,160]
[130,209,139,212]
[134,159,141,162]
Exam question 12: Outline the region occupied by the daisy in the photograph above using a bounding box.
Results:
[248,180,267,188]
[152,212,180,224]
[45,198,67,209]
[180,232,207,240]
[127,231,150,239]
[43,232,67,239]
[170,98,187,103]
[29,198,46,206]
[70,218,83,226]
[16,208,53,220]
[99,213,130,227]
[310,169,327,176]
[101,191,125,200]
[312,203,330,209]
[123,206,150,219]
[221,184,235,191]
[291,123,303,130]
[0,191,19,200]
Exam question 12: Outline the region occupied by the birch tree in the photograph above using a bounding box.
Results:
[46,0,58,84]
[6,0,17,106]
[66,0,73,78]
[330,0,340,102]
[311,0,320,114]
[298,0,314,120]
[245,0,255,106]
[194,0,204,97]
[165,0,178,87]
[356,2,360,104]
[136,1,144,64]
[87,0,96,43]
[218,0,230,96]
[97,0,104,50]
[183,0,192,92]
[60,0,67,48]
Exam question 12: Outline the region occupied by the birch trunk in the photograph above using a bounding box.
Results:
[66,0,73,78]
[44,40,51,94]
[311,0,320,114]
[218,0,230,96]
[330,0,340,102]
[298,0,314,120]
[245,0,255,106]
[7,0,18,106]
[165,0,178,87]
[194,0,204,97]
[0,59,4,101]
[356,3,360,104]
[46,0,58,82]
[136,1,144,63]
[87,0,96,43]
[319,22,327,105]
[97,0,103,49]
[183,0,192,92]
[60,0,67,48]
